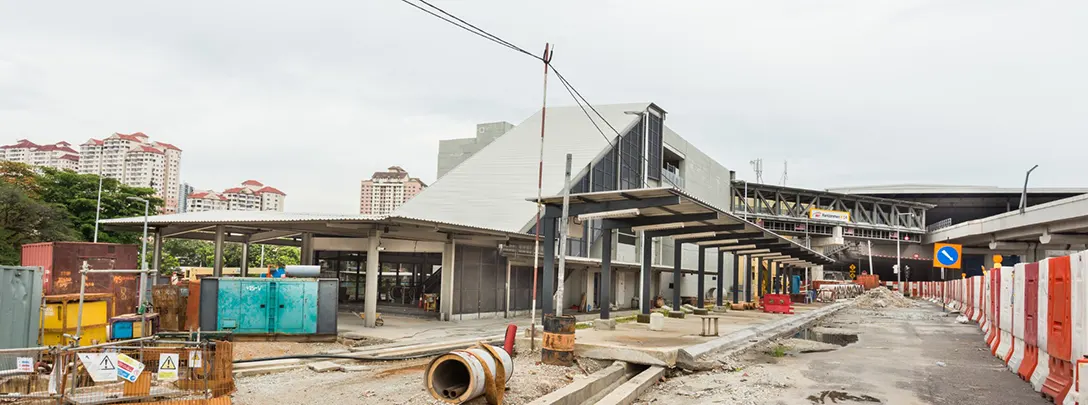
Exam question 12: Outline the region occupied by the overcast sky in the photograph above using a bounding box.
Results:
[2,1,1085,213]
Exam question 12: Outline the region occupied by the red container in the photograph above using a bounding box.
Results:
[21,242,141,317]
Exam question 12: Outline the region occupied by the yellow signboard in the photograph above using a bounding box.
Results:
[809,208,851,223]
[932,243,962,269]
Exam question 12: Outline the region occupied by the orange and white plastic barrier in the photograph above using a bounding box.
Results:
[1019,262,1040,382]
[1044,255,1074,402]
[972,275,983,323]
[1010,263,1027,373]
[1031,258,1052,393]
[1065,252,1087,404]
[998,266,1015,362]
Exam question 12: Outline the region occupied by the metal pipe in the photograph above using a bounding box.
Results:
[425,344,514,404]
[83,269,156,274]
[75,261,89,346]
[60,336,158,352]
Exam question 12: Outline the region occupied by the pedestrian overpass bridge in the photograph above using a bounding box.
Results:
[924,192,1088,259]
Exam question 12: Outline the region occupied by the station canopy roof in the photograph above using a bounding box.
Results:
[534,187,835,266]
[98,210,535,246]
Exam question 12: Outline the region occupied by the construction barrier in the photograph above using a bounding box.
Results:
[1067,252,1088,404]
[762,294,794,315]
[1032,258,1052,393]
[1010,263,1027,373]
[988,268,1001,354]
[1020,262,1040,381]
[1044,255,1074,402]
[998,266,1015,363]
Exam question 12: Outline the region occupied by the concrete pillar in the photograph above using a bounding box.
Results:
[240,236,250,277]
[543,218,556,315]
[213,225,225,277]
[440,241,455,321]
[301,233,315,265]
[152,229,163,285]
[743,255,752,302]
[697,247,706,307]
[672,242,682,308]
[641,233,653,314]
[600,231,613,320]
[585,268,596,312]
[364,230,382,327]
[504,260,511,318]
[716,250,725,306]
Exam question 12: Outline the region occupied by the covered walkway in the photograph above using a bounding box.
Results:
[535,187,834,319]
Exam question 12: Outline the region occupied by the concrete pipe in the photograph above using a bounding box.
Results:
[425,344,514,404]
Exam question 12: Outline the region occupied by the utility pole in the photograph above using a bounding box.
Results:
[529,43,553,351]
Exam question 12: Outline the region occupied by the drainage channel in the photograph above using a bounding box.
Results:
[793,327,859,347]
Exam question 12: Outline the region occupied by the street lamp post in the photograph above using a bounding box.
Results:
[127,196,150,314]
[93,165,104,242]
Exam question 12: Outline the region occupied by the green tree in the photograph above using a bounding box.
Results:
[36,168,162,244]
[0,182,78,264]
[162,239,300,274]
[0,161,42,197]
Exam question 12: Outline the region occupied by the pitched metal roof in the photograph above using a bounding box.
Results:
[534,187,835,265]
[394,102,651,233]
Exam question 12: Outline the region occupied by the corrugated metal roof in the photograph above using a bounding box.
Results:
[98,211,534,240]
[827,184,1088,195]
[98,210,384,225]
[534,187,834,265]
[394,103,650,234]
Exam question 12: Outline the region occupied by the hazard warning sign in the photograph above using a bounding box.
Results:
[77,353,119,382]
[189,350,203,368]
[116,353,145,383]
[158,353,179,381]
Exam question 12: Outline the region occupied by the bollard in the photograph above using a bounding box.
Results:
[424,343,513,404]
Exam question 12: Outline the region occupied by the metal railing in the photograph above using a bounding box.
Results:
[662,165,684,188]
[926,218,954,232]
[0,338,234,404]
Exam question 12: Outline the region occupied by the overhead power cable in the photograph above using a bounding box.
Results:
[399,0,681,190]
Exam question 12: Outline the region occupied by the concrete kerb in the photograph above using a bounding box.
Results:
[675,302,850,369]
[594,366,667,405]
[526,362,628,405]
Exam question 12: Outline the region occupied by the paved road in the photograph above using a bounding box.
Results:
[638,304,1049,405]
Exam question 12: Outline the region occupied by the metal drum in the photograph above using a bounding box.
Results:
[542,314,576,366]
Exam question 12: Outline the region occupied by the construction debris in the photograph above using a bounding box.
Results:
[854,287,918,309]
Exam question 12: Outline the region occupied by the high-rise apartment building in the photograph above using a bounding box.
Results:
[177,183,194,213]
[360,166,427,216]
[0,139,80,171]
[186,180,286,212]
[436,122,514,179]
[79,132,183,213]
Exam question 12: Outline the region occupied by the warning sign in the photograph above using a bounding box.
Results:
[16,357,34,373]
[77,353,119,382]
[189,350,203,368]
[158,353,179,381]
[116,353,145,383]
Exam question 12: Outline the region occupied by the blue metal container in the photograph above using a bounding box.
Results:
[790,275,801,295]
[202,278,326,335]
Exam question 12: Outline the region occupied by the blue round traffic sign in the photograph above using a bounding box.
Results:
[936,246,959,266]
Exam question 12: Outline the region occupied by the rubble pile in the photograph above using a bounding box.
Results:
[854,287,917,309]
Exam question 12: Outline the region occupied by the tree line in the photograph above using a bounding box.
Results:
[0,161,299,271]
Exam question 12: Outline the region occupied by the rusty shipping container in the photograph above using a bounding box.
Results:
[21,242,141,317]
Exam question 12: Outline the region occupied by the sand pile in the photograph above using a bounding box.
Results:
[855,287,917,309]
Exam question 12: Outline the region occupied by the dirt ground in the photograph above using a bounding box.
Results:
[232,347,608,405]
[636,303,1049,405]
[232,341,349,361]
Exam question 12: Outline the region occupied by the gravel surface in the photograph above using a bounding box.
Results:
[854,287,918,309]
[233,348,604,405]
[232,341,349,361]
[636,305,1048,405]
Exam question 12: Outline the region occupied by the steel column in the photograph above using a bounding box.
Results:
[673,241,682,309]
[601,230,613,320]
[364,230,381,327]
[697,247,706,307]
[717,249,725,307]
[743,255,751,302]
[213,225,225,277]
[641,233,653,314]
[732,251,740,304]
